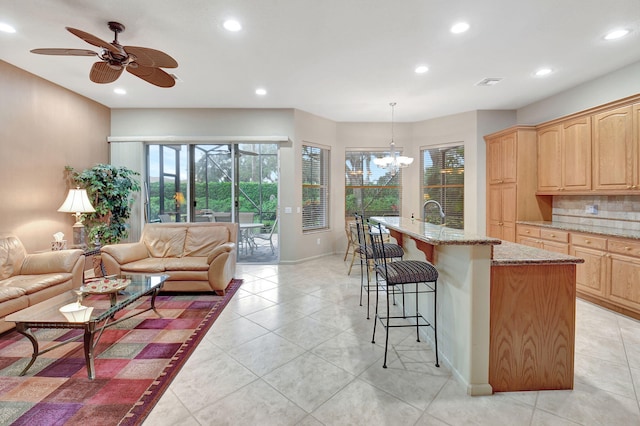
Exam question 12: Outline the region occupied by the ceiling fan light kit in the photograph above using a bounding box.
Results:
[31,21,178,88]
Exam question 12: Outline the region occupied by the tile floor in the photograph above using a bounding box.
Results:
[144,255,640,426]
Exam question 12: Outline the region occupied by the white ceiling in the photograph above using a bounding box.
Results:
[1,0,639,122]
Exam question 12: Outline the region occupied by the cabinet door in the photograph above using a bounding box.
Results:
[593,105,634,190]
[487,138,503,185]
[572,246,606,297]
[487,133,517,184]
[563,116,592,191]
[487,185,504,239]
[518,236,542,249]
[608,253,640,312]
[541,241,569,255]
[501,134,517,183]
[487,184,516,241]
[501,184,517,242]
[537,125,562,192]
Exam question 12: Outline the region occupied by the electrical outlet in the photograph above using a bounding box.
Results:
[585,204,598,215]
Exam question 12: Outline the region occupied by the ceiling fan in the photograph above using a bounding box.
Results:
[31,21,178,88]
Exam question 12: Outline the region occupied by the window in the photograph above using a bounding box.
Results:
[345,150,401,219]
[302,144,329,231]
[421,145,464,229]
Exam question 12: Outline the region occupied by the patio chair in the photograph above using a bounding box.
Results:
[253,217,278,254]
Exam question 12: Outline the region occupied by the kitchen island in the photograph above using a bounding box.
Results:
[371,217,582,395]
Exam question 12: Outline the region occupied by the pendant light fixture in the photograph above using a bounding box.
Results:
[373,102,413,175]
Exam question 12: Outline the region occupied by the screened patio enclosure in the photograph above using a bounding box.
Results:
[146,143,279,263]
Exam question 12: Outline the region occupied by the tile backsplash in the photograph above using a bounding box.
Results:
[553,195,640,231]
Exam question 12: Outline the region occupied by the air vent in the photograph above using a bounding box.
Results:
[476,78,503,86]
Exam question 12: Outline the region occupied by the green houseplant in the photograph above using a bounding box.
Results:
[65,164,141,245]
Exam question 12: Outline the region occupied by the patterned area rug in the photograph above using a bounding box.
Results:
[0,279,242,426]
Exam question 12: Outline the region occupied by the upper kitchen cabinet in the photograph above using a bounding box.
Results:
[593,104,635,191]
[487,132,517,184]
[537,116,592,193]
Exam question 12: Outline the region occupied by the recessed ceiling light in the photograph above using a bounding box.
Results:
[415,65,429,74]
[223,19,242,32]
[255,88,267,96]
[535,68,553,77]
[451,22,470,34]
[0,23,16,33]
[604,29,630,40]
[114,88,127,95]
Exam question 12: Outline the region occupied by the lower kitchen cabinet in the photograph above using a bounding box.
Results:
[518,225,640,320]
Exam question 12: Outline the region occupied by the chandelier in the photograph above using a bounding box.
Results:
[373,102,413,174]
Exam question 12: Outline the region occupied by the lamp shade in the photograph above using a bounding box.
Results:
[58,188,96,214]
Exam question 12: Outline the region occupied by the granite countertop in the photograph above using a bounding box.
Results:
[370,216,502,246]
[517,221,640,241]
[492,241,584,266]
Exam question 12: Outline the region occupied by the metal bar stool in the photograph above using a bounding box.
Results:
[368,220,439,369]
[353,213,404,319]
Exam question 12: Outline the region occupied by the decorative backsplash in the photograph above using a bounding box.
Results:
[553,195,640,231]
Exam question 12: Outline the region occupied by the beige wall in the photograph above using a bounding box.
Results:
[0,60,110,252]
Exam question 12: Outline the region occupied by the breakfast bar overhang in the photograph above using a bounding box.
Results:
[371,216,583,396]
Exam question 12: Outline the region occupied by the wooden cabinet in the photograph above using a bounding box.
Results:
[571,233,607,298]
[516,225,569,254]
[487,132,517,184]
[514,225,640,319]
[537,117,591,193]
[488,184,516,241]
[490,262,576,392]
[485,127,551,242]
[592,105,635,191]
[607,237,640,313]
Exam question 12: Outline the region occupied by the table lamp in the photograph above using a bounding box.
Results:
[58,187,96,248]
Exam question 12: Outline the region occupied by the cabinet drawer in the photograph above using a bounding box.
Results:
[571,233,607,250]
[518,225,541,238]
[540,228,569,243]
[608,238,640,257]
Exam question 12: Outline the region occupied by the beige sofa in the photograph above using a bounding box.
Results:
[100,222,237,295]
[0,234,85,334]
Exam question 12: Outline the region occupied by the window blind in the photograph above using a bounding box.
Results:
[421,145,464,229]
[302,144,329,231]
[345,150,401,219]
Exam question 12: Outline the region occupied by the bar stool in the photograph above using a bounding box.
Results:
[368,220,439,369]
[353,213,404,319]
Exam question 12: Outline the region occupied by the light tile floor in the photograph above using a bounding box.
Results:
[144,255,640,426]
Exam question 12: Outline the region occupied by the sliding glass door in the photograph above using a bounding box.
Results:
[146,142,279,263]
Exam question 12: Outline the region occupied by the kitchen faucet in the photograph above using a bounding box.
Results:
[423,200,445,224]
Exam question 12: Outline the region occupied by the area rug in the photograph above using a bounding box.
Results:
[0,279,242,426]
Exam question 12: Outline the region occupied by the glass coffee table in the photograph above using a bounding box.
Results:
[5,274,169,380]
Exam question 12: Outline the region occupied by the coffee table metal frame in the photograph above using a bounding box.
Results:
[5,274,169,380]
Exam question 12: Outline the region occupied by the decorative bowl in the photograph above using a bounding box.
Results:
[81,277,131,294]
[59,303,94,322]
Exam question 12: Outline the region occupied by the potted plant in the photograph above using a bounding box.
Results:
[65,164,141,245]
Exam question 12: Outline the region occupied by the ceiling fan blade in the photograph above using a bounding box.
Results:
[90,61,124,84]
[30,48,98,57]
[124,46,178,68]
[127,65,175,88]
[66,27,120,54]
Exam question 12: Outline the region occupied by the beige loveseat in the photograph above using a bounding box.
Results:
[0,234,85,334]
[100,222,237,295]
